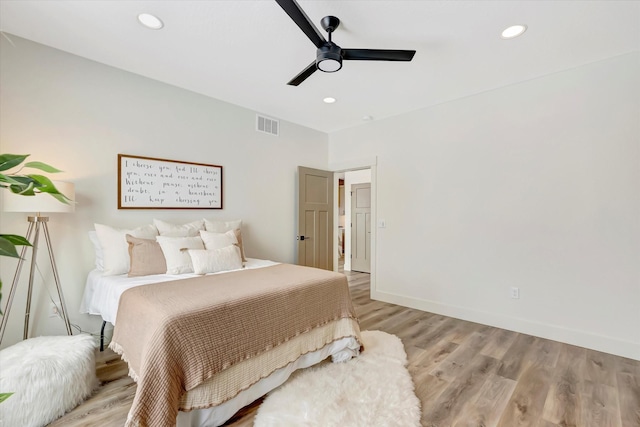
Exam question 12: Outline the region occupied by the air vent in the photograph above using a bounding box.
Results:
[256,114,279,136]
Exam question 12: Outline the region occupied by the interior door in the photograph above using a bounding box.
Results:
[298,166,334,270]
[350,183,371,273]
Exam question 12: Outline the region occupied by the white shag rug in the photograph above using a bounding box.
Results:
[254,330,421,427]
[0,334,99,427]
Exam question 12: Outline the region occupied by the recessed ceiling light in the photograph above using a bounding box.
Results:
[362,115,373,121]
[501,24,527,39]
[138,13,164,30]
[323,97,336,104]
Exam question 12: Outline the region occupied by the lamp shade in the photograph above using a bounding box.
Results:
[3,181,75,213]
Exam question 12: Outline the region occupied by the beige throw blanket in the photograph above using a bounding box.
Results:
[110,264,360,427]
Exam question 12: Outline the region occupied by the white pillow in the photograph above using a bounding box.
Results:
[200,229,238,250]
[88,231,104,271]
[203,218,242,233]
[153,219,204,237]
[188,245,243,275]
[94,223,158,276]
[156,236,205,274]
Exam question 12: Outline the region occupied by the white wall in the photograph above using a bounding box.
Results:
[329,53,640,360]
[343,169,371,271]
[0,36,328,349]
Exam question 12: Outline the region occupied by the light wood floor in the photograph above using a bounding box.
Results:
[52,268,640,427]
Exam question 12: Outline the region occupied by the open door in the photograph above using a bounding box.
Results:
[351,183,371,273]
[298,166,334,270]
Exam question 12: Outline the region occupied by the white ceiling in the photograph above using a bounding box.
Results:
[1,1,639,133]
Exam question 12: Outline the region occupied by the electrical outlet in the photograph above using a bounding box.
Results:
[49,304,60,318]
[510,287,520,299]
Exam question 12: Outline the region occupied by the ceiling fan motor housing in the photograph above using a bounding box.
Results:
[317,43,342,72]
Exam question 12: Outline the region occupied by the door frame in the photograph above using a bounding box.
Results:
[329,157,377,295]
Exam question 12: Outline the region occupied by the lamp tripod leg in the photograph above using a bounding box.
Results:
[0,221,35,344]
[24,222,41,340]
[42,222,72,335]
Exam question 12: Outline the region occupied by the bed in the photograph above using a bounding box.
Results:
[80,258,362,427]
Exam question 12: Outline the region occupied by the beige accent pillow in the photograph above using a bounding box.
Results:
[232,229,247,262]
[188,245,243,275]
[153,219,204,237]
[126,235,167,277]
[156,236,205,274]
[94,223,159,276]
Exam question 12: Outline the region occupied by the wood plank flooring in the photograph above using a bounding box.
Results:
[51,267,640,427]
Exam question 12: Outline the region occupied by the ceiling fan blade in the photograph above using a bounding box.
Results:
[342,49,416,61]
[275,0,326,48]
[287,61,318,86]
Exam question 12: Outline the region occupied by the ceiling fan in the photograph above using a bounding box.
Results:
[275,0,416,86]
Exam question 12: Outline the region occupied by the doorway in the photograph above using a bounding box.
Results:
[297,161,376,291]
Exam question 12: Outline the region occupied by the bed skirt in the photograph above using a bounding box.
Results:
[176,335,361,427]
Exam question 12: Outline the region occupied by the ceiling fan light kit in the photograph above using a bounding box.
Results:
[275,0,416,86]
[317,43,342,72]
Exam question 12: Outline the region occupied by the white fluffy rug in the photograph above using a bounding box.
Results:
[254,330,421,427]
[0,334,99,427]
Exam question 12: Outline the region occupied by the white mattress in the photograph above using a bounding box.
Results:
[79,258,279,325]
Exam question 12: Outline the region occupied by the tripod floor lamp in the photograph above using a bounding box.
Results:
[0,181,75,344]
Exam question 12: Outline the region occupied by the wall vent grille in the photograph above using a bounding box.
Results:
[256,114,279,136]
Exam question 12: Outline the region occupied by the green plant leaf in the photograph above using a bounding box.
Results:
[27,175,71,203]
[0,154,29,172]
[7,175,37,188]
[9,182,37,196]
[0,236,21,258]
[24,161,63,173]
[0,173,25,185]
[50,192,71,204]
[0,392,13,403]
[16,181,35,195]
[0,234,32,246]
[28,174,57,192]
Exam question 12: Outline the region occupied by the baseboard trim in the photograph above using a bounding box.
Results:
[371,289,639,361]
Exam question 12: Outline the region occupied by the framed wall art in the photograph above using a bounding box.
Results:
[118,154,223,209]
